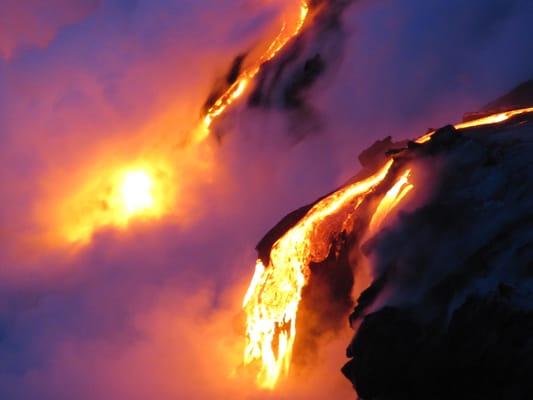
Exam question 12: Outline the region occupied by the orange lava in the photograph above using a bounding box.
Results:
[193,1,309,142]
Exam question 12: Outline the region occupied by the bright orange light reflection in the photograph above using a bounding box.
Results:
[53,159,175,244]
[122,170,155,215]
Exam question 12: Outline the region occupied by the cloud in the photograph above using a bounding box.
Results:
[0,0,100,59]
[0,0,532,399]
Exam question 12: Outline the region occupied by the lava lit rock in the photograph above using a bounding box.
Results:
[248,81,533,399]
[342,83,533,399]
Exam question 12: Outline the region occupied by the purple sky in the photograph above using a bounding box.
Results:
[0,0,532,398]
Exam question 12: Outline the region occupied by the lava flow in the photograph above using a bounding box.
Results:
[242,160,394,389]
[415,106,533,144]
[241,106,533,389]
[193,1,309,142]
[61,1,311,243]
[368,169,413,234]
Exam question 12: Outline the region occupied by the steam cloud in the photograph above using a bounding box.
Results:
[1,0,532,398]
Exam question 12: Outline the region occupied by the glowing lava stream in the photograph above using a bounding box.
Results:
[193,1,309,142]
[57,162,176,243]
[242,159,394,389]
[368,169,413,234]
[415,106,533,144]
[242,106,533,389]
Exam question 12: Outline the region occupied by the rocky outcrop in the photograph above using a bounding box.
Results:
[250,81,533,398]
[342,85,533,399]
[343,291,533,400]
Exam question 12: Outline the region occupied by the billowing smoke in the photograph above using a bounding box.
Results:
[1,0,532,399]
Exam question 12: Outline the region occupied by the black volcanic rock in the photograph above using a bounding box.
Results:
[225,54,247,85]
[282,53,326,109]
[342,94,533,399]
[247,0,355,139]
[294,232,356,366]
[359,136,397,168]
[343,293,533,400]
[249,81,533,399]
[463,79,533,121]
[482,79,533,112]
[202,53,248,113]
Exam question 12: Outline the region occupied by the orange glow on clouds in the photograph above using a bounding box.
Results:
[54,159,176,244]
[32,92,218,250]
[41,0,311,246]
[121,170,155,215]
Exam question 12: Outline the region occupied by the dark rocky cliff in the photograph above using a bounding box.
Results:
[342,83,533,399]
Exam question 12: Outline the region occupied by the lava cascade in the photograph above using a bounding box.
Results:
[193,1,310,142]
[242,106,533,389]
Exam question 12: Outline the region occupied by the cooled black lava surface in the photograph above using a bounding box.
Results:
[343,92,533,399]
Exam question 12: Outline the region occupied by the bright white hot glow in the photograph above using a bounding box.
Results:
[121,170,154,215]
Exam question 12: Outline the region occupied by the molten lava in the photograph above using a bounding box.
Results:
[194,1,309,142]
[415,106,533,144]
[242,106,533,389]
[242,160,394,389]
[368,169,413,234]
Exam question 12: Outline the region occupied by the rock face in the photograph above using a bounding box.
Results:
[482,79,533,112]
[249,82,533,398]
[342,88,533,399]
[464,80,533,121]
[344,294,533,399]
[249,0,353,111]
